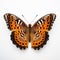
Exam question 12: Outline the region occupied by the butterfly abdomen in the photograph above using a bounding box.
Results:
[29,24,31,42]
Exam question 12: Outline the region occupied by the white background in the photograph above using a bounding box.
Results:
[0,0,60,60]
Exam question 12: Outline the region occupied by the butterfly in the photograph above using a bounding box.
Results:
[4,13,56,50]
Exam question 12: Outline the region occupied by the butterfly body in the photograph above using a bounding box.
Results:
[4,13,56,50]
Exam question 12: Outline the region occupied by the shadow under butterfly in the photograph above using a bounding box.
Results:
[4,13,56,50]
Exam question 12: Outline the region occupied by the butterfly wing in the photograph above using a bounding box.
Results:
[31,13,56,50]
[4,13,29,49]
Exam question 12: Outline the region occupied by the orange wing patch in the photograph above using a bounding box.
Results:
[31,14,56,50]
[11,31,28,49]
[4,13,29,49]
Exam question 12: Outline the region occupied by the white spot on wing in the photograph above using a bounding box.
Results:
[38,21,41,25]
[52,14,56,20]
[4,14,8,22]
[18,20,20,25]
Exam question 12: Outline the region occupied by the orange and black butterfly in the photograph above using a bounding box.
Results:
[4,13,56,50]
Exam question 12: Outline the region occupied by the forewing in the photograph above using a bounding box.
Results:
[31,13,56,50]
[4,13,29,49]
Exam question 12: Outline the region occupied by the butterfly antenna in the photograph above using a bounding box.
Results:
[31,14,38,23]
[22,14,29,23]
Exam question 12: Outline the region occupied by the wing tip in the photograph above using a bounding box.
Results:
[48,13,56,30]
[50,13,56,20]
[4,13,11,30]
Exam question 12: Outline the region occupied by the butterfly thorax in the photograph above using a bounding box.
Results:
[29,24,31,42]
